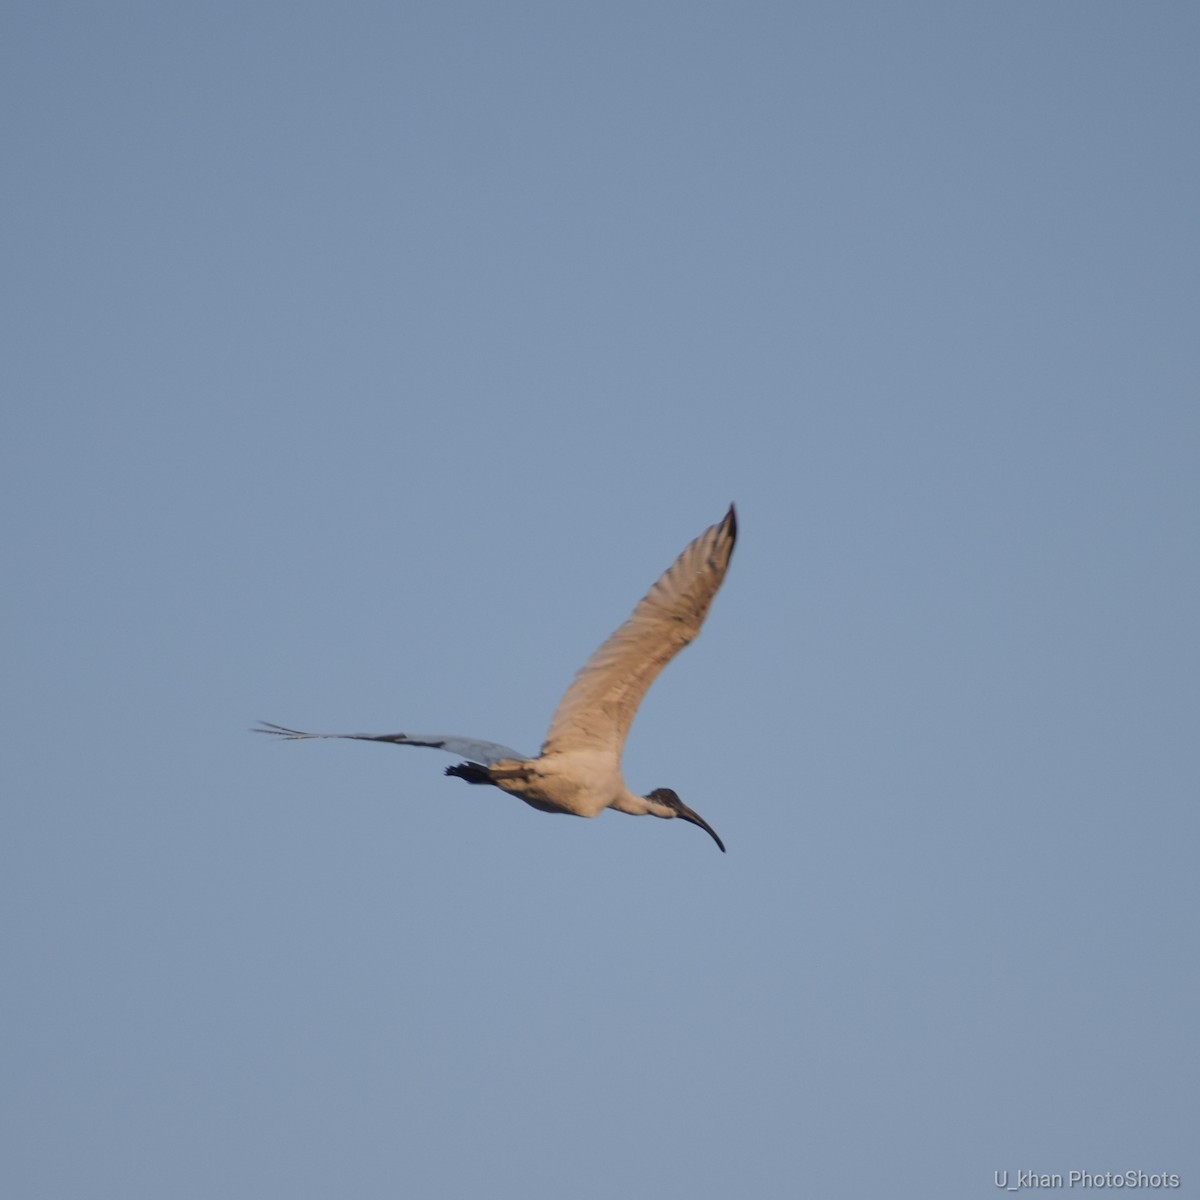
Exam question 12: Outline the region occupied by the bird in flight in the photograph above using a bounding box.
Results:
[255,505,736,852]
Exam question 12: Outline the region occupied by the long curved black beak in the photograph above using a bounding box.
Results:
[677,803,726,853]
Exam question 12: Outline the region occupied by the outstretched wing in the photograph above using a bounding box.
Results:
[253,722,528,765]
[540,504,736,758]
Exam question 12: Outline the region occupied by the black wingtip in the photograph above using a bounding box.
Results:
[725,503,737,545]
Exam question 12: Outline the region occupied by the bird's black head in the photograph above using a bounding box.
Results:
[645,788,726,853]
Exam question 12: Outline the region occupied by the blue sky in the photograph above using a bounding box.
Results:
[3,4,1197,1197]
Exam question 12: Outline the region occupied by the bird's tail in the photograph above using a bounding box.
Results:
[445,762,494,785]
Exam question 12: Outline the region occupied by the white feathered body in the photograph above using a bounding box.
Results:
[486,747,631,818]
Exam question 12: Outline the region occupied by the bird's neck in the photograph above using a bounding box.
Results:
[610,790,667,817]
